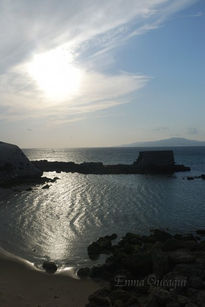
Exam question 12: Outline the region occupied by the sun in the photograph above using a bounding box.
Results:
[27,48,83,101]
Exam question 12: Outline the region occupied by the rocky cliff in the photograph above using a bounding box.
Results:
[0,141,42,185]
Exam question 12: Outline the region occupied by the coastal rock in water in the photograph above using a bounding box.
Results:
[42,184,51,189]
[149,229,173,243]
[88,234,117,260]
[42,261,57,273]
[0,141,42,185]
[196,229,205,236]
[77,267,90,278]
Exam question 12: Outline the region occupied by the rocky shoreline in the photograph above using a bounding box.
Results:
[32,160,190,175]
[78,229,205,307]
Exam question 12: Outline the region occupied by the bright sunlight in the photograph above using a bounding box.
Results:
[27,48,83,102]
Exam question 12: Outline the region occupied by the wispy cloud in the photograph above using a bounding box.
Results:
[0,0,198,125]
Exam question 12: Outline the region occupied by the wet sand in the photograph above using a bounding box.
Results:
[0,252,100,307]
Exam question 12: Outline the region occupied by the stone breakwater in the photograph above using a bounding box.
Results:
[77,229,205,307]
[32,160,190,175]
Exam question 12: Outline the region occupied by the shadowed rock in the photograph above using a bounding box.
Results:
[42,261,57,274]
[0,141,42,186]
[32,150,190,175]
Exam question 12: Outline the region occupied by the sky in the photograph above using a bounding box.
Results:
[0,0,204,148]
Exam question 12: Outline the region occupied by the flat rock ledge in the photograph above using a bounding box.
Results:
[79,229,205,307]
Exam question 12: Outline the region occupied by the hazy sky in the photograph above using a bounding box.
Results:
[0,0,204,147]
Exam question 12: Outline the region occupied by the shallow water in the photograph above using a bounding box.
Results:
[0,147,205,269]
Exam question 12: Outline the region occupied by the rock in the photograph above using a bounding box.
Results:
[152,248,170,278]
[34,151,190,175]
[174,263,205,279]
[90,288,111,298]
[169,250,196,264]
[162,239,197,251]
[77,267,90,278]
[149,288,175,305]
[177,295,190,305]
[120,233,142,246]
[0,141,42,185]
[197,290,205,307]
[185,304,198,307]
[196,229,205,236]
[163,239,184,251]
[121,252,152,277]
[50,176,60,182]
[87,293,112,306]
[42,184,50,189]
[25,187,32,191]
[189,276,204,289]
[88,234,117,260]
[193,241,205,251]
[110,289,131,302]
[200,174,205,180]
[163,272,188,291]
[90,264,113,280]
[166,303,181,307]
[150,229,173,243]
[146,295,159,307]
[112,300,124,307]
[42,261,57,273]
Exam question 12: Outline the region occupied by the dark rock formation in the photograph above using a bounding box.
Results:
[196,230,205,236]
[88,234,117,260]
[0,141,42,185]
[84,229,205,307]
[32,150,190,175]
[133,150,174,169]
[42,261,57,274]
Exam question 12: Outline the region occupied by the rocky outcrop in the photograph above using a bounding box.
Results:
[133,150,174,169]
[0,141,42,185]
[32,151,190,175]
[81,229,205,307]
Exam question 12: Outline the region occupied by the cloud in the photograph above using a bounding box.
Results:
[0,0,198,124]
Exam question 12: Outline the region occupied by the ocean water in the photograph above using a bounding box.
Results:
[0,146,205,270]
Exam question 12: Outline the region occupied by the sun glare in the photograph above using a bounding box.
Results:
[27,48,83,101]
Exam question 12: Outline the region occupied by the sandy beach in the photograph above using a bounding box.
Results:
[0,252,100,307]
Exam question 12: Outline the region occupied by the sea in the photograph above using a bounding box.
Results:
[0,146,205,271]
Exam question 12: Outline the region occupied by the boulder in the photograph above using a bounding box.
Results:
[196,230,205,236]
[162,239,197,251]
[88,234,117,260]
[169,250,196,264]
[42,261,57,273]
[77,267,90,278]
[152,248,170,278]
[0,141,42,185]
[150,229,173,243]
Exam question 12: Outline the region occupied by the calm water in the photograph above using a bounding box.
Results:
[0,147,205,270]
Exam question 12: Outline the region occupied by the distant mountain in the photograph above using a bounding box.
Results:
[121,137,205,147]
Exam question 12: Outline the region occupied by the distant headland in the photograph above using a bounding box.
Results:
[121,137,205,147]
